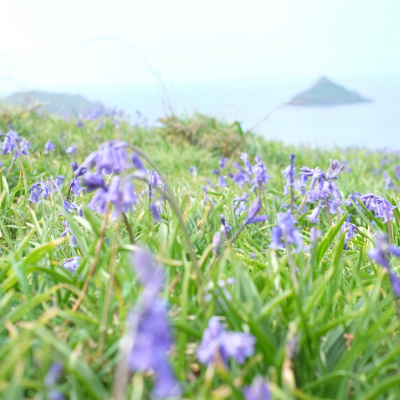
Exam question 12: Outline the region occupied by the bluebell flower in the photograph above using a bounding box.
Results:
[65,144,77,155]
[359,193,395,222]
[368,234,400,297]
[45,362,64,400]
[62,257,80,273]
[220,214,232,235]
[131,249,164,296]
[245,197,268,224]
[240,153,253,175]
[82,172,107,192]
[220,156,227,170]
[243,376,271,400]
[310,227,322,244]
[212,228,226,254]
[20,139,32,156]
[2,129,21,155]
[212,169,228,187]
[197,317,255,366]
[306,204,322,224]
[127,299,181,399]
[270,212,303,253]
[189,166,197,177]
[252,155,272,190]
[150,202,162,221]
[28,181,43,203]
[45,140,56,154]
[132,153,145,170]
[282,153,296,195]
[70,178,83,196]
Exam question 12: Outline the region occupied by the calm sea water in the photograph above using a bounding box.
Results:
[84,76,400,150]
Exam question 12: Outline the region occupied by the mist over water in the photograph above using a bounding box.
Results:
[83,75,400,151]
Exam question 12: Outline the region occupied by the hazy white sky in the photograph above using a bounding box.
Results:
[1,0,400,96]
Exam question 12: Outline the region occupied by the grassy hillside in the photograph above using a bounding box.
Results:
[0,106,399,400]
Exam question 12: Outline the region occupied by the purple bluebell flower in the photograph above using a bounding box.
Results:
[270,212,303,253]
[52,175,65,190]
[202,186,214,206]
[359,193,395,222]
[226,277,235,285]
[220,214,232,235]
[76,120,84,128]
[346,192,361,207]
[28,181,43,203]
[82,172,107,192]
[65,144,77,155]
[212,229,226,254]
[127,299,181,399]
[306,204,321,224]
[243,376,271,400]
[20,139,32,156]
[71,161,78,172]
[326,159,344,180]
[88,188,108,214]
[205,177,215,189]
[368,234,400,297]
[132,152,145,170]
[293,172,308,194]
[240,153,253,175]
[189,166,197,177]
[70,178,83,196]
[131,249,164,296]
[2,129,21,155]
[150,202,162,221]
[220,156,228,170]
[310,227,322,244]
[232,170,251,188]
[197,317,255,366]
[395,165,400,180]
[62,257,80,273]
[252,155,272,190]
[212,169,228,187]
[45,140,56,154]
[60,220,77,247]
[245,197,268,224]
[282,153,296,195]
[45,363,64,400]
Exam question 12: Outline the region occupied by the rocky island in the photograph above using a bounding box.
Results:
[288,77,371,106]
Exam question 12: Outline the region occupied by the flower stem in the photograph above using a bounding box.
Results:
[325,197,332,226]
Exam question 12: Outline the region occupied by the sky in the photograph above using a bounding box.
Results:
[1,0,400,97]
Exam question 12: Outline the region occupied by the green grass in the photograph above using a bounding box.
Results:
[0,107,400,400]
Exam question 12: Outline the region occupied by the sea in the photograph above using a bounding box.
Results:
[82,75,400,151]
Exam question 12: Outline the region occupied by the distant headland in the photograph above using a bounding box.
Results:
[288,77,372,106]
[1,90,103,116]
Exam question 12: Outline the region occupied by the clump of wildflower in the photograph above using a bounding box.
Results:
[245,197,268,225]
[197,317,256,367]
[359,193,395,222]
[65,144,77,155]
[45,140,56,154]
[28,176,66,204]
[368,234,400,297]
[212,169,228,187]
[188,166,197,177]
[127,250,181,398]
[282,153,296,195]
[62,257,80,273]
[44,362,64,400]
[2,129,31,158]
[243,376,271,400]
[270,212,303,253]
[301,160,344,206]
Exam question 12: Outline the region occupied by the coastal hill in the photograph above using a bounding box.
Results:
[1,90,103,116]
[288,77,371,106]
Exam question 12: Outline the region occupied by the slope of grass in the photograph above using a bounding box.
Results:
[0,107,399,400]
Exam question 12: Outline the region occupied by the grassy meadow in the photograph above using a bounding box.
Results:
[0,106,399,400]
